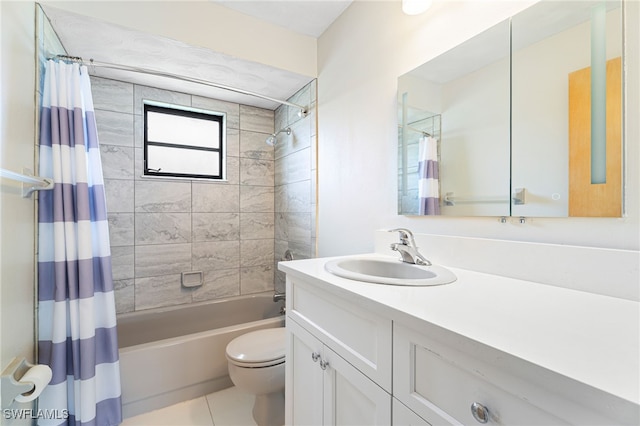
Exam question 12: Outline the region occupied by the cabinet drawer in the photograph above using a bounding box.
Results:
[287,276,392,391]
[394,324,576,426]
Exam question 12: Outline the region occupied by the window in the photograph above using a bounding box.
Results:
[143,102,226,180]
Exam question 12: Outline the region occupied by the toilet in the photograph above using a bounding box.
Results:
[226,328,286,426]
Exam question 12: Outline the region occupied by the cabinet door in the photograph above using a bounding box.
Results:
[287,320,324,426]
[323,345,391,426]
[393,398,431,426]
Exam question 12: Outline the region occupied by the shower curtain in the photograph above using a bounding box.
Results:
[37,60,122,426]
[418,135,440,215]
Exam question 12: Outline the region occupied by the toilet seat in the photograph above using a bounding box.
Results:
[226,328,285,368]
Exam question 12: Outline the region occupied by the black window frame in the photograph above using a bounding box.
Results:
[143,103,225,180]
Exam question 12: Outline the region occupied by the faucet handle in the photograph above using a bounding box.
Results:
[388,228,416,246]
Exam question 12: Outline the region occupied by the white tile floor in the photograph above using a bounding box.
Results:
[121,387,257,426]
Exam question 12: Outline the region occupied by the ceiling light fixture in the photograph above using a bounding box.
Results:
[402,0,433,15]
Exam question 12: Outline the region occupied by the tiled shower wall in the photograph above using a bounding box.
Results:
[274,84,317,292]
[92,76,292,313]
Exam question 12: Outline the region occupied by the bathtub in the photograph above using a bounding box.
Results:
[117,293,285,418]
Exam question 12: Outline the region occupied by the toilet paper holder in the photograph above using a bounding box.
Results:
[1,357,40,408]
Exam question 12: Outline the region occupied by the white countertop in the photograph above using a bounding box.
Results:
[279,253,640,406]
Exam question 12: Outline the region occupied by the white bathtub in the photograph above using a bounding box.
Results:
[117,293,285,418]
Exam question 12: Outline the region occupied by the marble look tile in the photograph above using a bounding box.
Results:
[135,180,191,212]
[274,269,286,294]
[239,105,274,133]
[240,158,274,186]
[100,145,134,180]
[240,265,274,294]
[240,239,274,267]
[240,186,274,213]
[278,148,311,187]
[192,213,240,242]
[226,128,240,158]
[275,239,306,262]
[192,268,240,302]
[135,213,191,245]
[134,148,143,180]
[192,241,240,271]
[275,115,311,160]
[240,130,274,161]
[135,243,192,278]
[191,96,240,130]
[192,183,239,212]
[133,84,191,114]
[108,213,134,247]
[104,179,134,213]
[274,185,285,212]
[91,77,134,114]
[274,105,287,136]
[226,156,240,185]
[240,213,274,240]
[134,115,143,148]
[274,240,289,262]
[285,240,312,260]
[275,181,311,213]
[111,246,134,280]
[275,212,311,245]
[95,110,134,147]
[114,279,135,314]
[134,274,193,310]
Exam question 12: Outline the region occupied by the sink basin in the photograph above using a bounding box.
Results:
[324,257,457,286]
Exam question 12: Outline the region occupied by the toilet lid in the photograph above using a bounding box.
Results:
[226,328,285,366]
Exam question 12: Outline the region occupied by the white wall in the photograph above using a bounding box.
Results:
[39,0,317,78]
[0,0,37,386]
[317,0,640,255]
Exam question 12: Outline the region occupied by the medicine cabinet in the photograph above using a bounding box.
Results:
[398,0,624,217]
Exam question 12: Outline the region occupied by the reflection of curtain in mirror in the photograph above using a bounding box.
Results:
[418,136,440,215]
[568,57,621,217]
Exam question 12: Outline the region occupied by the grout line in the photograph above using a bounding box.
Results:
[204,393,216,426]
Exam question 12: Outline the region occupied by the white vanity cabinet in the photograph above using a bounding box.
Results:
[285,276,393,425]
[393,322,637,426]
[280,255,639,426]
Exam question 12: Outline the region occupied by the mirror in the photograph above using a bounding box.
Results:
[511,1,622,217]
[398,20,511,217]
[398,0,623,217]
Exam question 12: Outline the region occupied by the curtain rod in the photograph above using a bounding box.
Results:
[0,168,54,198]
[53,55,308,116]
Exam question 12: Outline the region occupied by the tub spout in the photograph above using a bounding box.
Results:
[273,292,285,303]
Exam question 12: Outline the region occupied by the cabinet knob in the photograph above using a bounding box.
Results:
[319,360,330,370]
[311,352,320,362]
[470,402,490,424]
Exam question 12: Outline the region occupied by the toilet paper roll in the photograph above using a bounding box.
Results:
[14,365,53,403]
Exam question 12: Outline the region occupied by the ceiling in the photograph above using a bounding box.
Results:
[41,1,352,111]
[213,1,353,38]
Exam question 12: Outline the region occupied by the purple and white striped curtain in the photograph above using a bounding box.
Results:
[418,136,441,215]
[37,60,122,426]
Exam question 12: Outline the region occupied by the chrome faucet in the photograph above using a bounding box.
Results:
[273,292,286,315]
[388,228,431,266]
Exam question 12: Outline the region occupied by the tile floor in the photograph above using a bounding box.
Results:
[121,387,257,426]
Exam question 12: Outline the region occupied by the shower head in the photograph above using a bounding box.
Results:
[265,127,291,146]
